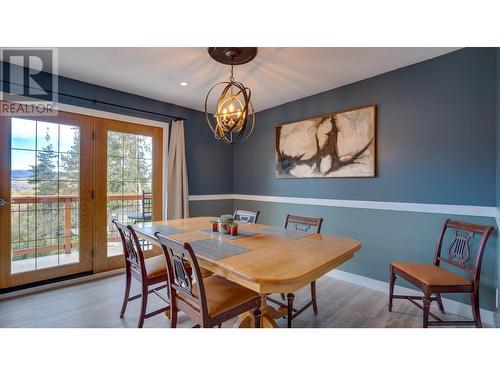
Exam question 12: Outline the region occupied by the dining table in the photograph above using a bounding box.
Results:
[134,216,361,328]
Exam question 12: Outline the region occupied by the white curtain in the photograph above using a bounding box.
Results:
[167,120,189,219]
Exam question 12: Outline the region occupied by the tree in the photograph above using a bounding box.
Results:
[29,128,58,195]
[60,128,80,194]
[28,127,59,249]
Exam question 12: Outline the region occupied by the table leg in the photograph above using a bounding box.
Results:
[234,294,287,328]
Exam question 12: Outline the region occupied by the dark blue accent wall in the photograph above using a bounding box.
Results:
[496,47,500,211]
[3,49,499,317]
[233,48,497,206]
[230,48,499,313]
[1,61,233,195]
[496,48,500,325]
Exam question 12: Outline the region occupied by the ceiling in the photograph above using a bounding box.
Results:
[53,48,458,112]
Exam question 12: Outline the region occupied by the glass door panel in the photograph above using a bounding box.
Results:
[0,111,93,288]
[10,118,81,273]
[106,131,153,257]
[94,118,162,272]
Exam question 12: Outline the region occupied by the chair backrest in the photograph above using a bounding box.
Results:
[284,214,323,234]
[142,190,152,215]
[434,219,493,285]
[233,208,260,224]
[155,233,209,325]
[113,219,147,275]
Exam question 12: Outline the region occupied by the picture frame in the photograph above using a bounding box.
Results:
[275,105,377,178]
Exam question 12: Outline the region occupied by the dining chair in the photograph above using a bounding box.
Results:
[113,220,170,328]
[268,214,323,328]
[233,208,260,224]
[389,219,493,327]
[155,233,262,328]
[128,190,152,224]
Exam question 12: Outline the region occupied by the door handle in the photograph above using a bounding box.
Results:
[0,199,10,206]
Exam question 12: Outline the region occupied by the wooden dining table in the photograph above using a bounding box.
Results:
[134,216,361,328]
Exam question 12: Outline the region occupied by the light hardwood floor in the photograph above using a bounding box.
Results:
[0,274,470,328]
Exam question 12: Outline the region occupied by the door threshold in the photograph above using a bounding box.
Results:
[0,268,125,301]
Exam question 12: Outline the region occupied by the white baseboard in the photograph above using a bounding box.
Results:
[326,269,496,327]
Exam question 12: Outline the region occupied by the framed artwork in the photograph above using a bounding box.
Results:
[275,105,376,178]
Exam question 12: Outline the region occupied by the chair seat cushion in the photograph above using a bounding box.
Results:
[144,255,168,279]
[192,275,259,317]
[391,262,472,287]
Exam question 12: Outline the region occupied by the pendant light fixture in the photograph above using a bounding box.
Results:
[204,47,257,144]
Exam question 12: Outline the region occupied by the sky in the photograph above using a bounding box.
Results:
[11,118,78,170]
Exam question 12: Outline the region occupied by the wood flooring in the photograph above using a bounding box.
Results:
[0,274,472,328]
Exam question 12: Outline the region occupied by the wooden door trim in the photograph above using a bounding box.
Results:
[93,117,163,273]
[0,116,11,288]
[0,110,94,288]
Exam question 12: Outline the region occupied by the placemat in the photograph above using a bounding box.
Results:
[190,238,249,260]
[255,227,312,240]
[135,224,185,237]
[200,229,257,240]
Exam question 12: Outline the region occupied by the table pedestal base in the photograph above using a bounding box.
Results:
[234,295,287,328]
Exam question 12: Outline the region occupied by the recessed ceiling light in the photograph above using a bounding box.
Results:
[179,81,189,87]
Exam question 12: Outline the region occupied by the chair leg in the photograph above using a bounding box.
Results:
[310,280,318,315]
[138,284,148,328]
[422,294,431,328]
[253,308,262,328]
[435,293,445,314]
[170,306,178,328]
[120,269,131,318]
[471,291,482,328]
[388,270,396,312]
[286,293,295,328]
[280,293,286,301]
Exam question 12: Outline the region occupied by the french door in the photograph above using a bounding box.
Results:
[0,111,94,288]
[93,117,163,273]
[0,110,163,289]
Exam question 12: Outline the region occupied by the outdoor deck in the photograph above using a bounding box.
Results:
[10,244,124,274]
[9,194,140,274]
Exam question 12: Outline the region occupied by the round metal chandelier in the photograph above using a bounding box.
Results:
[204,47,257,144]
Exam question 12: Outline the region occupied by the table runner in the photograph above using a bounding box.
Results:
[190,238,249,260]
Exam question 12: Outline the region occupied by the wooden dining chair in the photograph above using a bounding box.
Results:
[113,220,170,328]
[268,214,323,327]
[389,219,493,328]
[128,190,152,224]
[155,233,262,328]
[233,208,260,224]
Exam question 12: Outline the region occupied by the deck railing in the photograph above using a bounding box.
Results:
[10,194,144,259]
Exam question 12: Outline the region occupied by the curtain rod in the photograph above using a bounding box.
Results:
[1,80,187,121]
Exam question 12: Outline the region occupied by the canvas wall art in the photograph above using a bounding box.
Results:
[275,105,376,178]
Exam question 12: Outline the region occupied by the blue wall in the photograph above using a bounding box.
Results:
[3,49,499,318]
[496,48,500,326]
[231,48,499,313]
[234,48,497,206]
[232,199,497,311]
[0,62,233,195]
